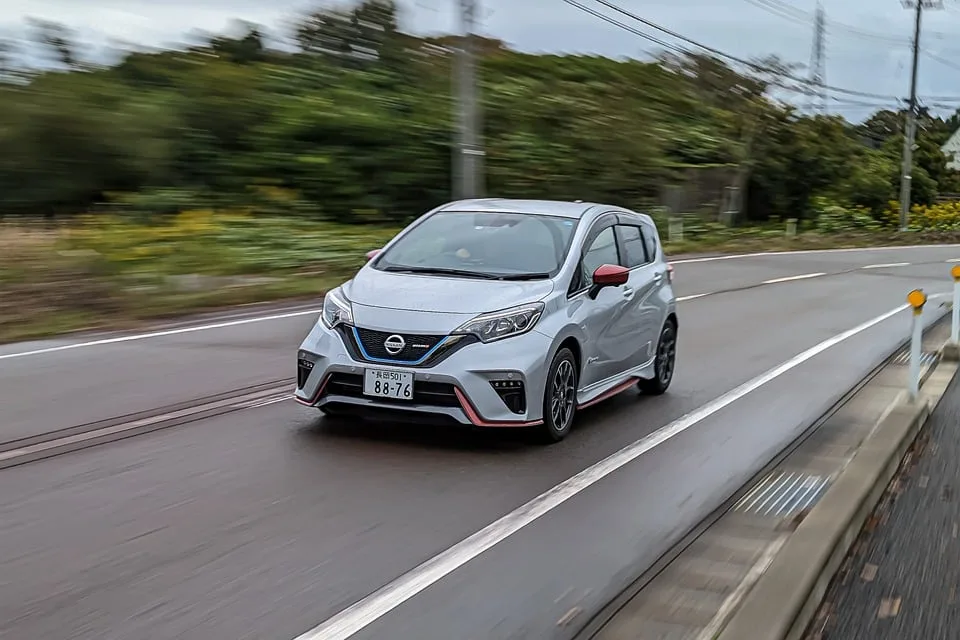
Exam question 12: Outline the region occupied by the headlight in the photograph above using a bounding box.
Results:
[454,302,544,343]
[321,288,354,328]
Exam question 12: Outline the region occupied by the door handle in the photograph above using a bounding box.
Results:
[653,272,664,284]
[622,286,634,298]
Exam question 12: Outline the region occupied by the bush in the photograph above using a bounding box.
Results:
[812,197,883,233]
[883,200,960,231]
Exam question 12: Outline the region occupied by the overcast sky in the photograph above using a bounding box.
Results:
[4,0,960,119]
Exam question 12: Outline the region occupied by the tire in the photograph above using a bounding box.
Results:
[639,318,677,396]
[536,347,579,444]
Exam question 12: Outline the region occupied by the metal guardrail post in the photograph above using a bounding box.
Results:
[907,288,927,401]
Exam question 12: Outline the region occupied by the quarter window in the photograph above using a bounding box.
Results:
[617,225,649,268]
[641,224,659,262]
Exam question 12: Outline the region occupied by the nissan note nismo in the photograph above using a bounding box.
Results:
[295,198,678,443]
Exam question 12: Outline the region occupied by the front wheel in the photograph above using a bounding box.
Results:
[536,347,579,444]
[638,319,676,395]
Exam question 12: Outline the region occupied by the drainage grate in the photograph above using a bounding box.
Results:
[891,350,938,367]
[734,471,830,517]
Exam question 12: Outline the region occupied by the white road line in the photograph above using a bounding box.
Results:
[292,302,911,640]
[670,244,960,264]
[861,262,911,269]
[948,258,960,263]
[677,293,709,302]
[0,308,322,361]
[761,272,825,284]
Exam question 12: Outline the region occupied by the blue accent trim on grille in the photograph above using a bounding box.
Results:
[351,326,450,366]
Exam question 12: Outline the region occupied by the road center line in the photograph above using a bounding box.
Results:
[0,308,323,361]
[293,302,911,640]
[861,262,911,269]
[762,272,825,284]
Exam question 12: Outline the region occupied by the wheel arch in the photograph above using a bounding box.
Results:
[557,336,582,379]
[666,311,678,331]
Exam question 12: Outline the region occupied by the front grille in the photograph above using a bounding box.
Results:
[324,373,461,408]
[353,327,446,362]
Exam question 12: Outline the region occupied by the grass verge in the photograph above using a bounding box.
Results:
[3,213,960,345]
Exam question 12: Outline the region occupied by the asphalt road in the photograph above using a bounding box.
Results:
[2,245,960,640]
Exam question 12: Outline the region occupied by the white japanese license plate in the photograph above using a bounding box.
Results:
[363,368,414,400]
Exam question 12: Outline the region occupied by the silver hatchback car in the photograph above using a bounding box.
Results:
[295,198,678,442]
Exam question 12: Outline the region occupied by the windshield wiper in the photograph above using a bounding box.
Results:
[496,272,552,281]
[381,266,499,279]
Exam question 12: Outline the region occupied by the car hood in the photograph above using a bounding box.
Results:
[343,268,555,314]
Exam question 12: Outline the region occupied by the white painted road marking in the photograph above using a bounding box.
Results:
[670,244,960,264]
[0,308,322,361]
[761,272,825,285]
[861,262,911,269]
[292,302,912,640]
[677,293,709,302]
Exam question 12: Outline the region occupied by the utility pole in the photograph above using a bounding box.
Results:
[453,0,483,200]
[807,1,826,114]
[899,0,942,231]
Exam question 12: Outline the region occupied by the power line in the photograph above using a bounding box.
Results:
[566,0,905,101]
[745,0,935,47]
[559,0,688,57]
[925,49,960,73]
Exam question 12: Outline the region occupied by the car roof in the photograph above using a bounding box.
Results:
[436,198,606,220]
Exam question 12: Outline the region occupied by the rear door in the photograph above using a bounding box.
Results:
[614,218,663,370]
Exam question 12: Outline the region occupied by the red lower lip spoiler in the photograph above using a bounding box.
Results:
[454,387,543,427]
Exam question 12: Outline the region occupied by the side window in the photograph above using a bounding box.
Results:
[641,224,659,262]
[570,226,619,293]
[617,225,649,268]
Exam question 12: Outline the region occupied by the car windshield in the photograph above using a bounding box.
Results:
[373,211,579,279]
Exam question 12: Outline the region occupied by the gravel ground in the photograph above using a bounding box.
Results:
[807,374,960,639]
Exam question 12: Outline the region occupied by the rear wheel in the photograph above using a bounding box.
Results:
[638,319,676,395]
[536,347,578,443]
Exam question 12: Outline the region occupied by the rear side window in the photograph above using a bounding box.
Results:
[641,224,659,262]
[617,225,649,268]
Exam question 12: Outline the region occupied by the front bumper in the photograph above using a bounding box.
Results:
[294,320,554,426]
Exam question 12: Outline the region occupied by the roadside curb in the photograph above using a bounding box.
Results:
[715,347,960,640]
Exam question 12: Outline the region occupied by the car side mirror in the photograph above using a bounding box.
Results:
[589,264,629,299]
[365,249,381,261]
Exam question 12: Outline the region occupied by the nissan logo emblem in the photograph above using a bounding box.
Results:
[383,334,405,355]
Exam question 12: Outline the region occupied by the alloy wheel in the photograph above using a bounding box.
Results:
[550,359,576,432]
[657,325,676,386]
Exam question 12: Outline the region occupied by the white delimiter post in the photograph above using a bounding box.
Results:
[944,267,960,363]
[952,266,960,345]
[907,288,926,401]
